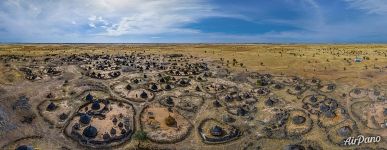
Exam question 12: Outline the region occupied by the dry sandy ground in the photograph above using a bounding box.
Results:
[1,44,386,86]
[0,44,386,150]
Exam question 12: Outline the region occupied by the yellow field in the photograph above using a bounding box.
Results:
[1,44,386,86]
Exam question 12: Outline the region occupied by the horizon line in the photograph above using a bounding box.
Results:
[2,42,387,45]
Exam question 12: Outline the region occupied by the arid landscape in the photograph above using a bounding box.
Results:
[0,44,386,150]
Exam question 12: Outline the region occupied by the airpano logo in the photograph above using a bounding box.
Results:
[344,135,381,146]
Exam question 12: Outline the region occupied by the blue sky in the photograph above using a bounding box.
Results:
[1,0,387,43]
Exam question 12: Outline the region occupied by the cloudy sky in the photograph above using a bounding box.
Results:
[1,0,387,43]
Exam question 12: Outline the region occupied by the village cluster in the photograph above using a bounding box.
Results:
[0,50,386,150]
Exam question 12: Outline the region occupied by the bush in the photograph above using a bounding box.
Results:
[133,130,147,141]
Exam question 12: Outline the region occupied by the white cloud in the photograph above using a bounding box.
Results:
[88,23,96,28]
[302,0,319,8]
[88,15,109,29]
[0,0,232,40]
[88,16,97,22]
[345,0,387,15]
[101,0,221,36]
[1,0,387,43]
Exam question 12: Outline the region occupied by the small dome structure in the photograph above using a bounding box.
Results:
[103,133,110,140]
[112,117,118,124]
[166,97,174,105]
[195,86,201,91]
[179,79,190,85]
[121,129,127,134]
[210,125,224,136]
[46,93,54,98]
[140,91,148,99]
[165,84,172,90]
[224,95,232,101]
[83,126,98,138]
[118,122,124,128]
[237,107,247,116]
[110,128,117,135]
[283,144,305,150]
[337,126,352,137]
[133,79,139,84]
[309,95,318,103]
[353,88,361,95]
[327,84,336,90]
[73,123,80,130]
[46,102,57,111]
[15,145,34,150]
[59,113,68,120]
[295,85,302,91]
[91,101,100,110]
[79,114,91,124]
[265,97,277,107]
[323,111,336,118]
[292,116,306,125]
[213,100,222,107]
[85,93,93,101]
[274,84,284,89]
[126,84,132,91]
[319,104,330,112]
[150,84,158,91]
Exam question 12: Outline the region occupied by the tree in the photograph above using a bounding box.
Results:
[133,130,148,149]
